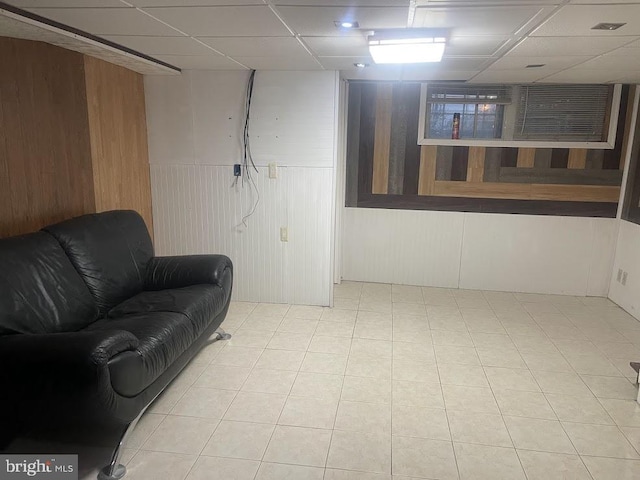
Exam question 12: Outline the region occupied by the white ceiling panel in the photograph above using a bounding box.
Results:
[274,0,409,4]
[341,64,403,80]
[275,6,409,36]
[412,5,551,35]
[446,36,509,56]
[401,66,478,81]
[304,36,369,57]
[540,68,637,83]
[102,35,213,56]
[199,37,306,57]
[533,4,640,36]
[468,68,559,83]
[415,0,561,4]
[318,56,373,69]
[507,36,636,56]
[6,0,123,6]
[26,7,181,36]
[153,53,246,69]
[439,56,490,70]
[144,6,291,37]
[573,52,640,70]
[130,0,264,6]
[489,55,589,71]
[230,55,323,70]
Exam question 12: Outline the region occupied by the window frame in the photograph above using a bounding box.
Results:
[417,83,622,149]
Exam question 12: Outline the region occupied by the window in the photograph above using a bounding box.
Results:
[419,83,621,148]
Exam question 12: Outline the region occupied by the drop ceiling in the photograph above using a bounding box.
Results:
[2,0,640,83]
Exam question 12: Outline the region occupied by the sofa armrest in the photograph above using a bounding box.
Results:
[145,255,233,291]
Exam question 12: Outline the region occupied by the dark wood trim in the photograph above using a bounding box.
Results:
[357,83,376,200]
[402,83,421,195]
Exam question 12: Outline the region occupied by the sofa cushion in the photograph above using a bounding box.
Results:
[86,312,197,396]
[107,285,225,335]
[43,210,154,316]
[0,232,98,335]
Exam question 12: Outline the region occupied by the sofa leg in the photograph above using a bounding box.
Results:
[213,328,232,341]
[97,416,142,480]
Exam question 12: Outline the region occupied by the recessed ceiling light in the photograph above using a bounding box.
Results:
[354,63,369,68]
[526,64,545,68]
[368,29,447,64]
[592,22,626,31]
[334,20,359,29]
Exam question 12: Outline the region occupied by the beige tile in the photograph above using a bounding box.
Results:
[266,332,312,351]
[192,364,251,391]
[393,313,429,331]
[321,308,358,323]
[228,301,257,315]
[476,347,527,369]
[392,380,444,409]
[392,285,424,304]
[447,410,512,447]
[128,413,166,449]
[169,387,236,419]
[240,369,297,395]
[255,463,324,480]
[253,303,289,317]
[315,321,355,338]
[516,450,590,480]
[226,330,273,349]
[334,282,363,299]
[212,346,264,368]
[392,328,432,344]
[562,422,639,458]
[327,430,391,474]
[464,318,506,335]
[286,305,324,320]
[301,352,348,375]
[278,395,339,429]
[531,371,592,396]
[428,316,467,332]
[325,469,391,480]
[392,359,439,383]
[332,297,360,310]
[240,315,283,333]
[290,371,343,400]
[142,415,218,454]
[335,400,392,435]
[392,341,436,363]
[254,349,305,371]
[511,335,559,354]
[454,443,526,480]
[484,366,540,392]
[359,298,392,313]
[276,318,318,335]
[431,329,474,347]
[201,420,274,460]
[392,436,458,480]
[393,302,427,316]
[347,354,392,379]
[599,398,640,427]
[126,450,196,480]
[442,385,499,414]
[308,335,352,355]
[545,393,614,424]
[434,345,480,366]
[581,375,638,400]
[223,391,287,424]
[342,375,392,405]
[564,353,621,376]
[354,322,393,341]
[621,426,640,453]
[521,351,573,373]
[263,425,331,467]
[582,456,640,480]
[351,338,393,358]
[470,332,515,349]
[185,456,259,480]
[493,389,556,420]
[437,363,488,387]
[190,340,225,365]
[503,416,574,454]
[393,405,450,441]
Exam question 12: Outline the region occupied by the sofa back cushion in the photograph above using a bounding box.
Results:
[43,210,154,316]
[0,232,99,335]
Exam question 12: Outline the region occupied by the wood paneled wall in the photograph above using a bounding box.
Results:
[0,38,152,238]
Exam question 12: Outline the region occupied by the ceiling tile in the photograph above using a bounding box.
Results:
[540,67,637,83]
[198,37,305,57]
[7,0,123,6]
[533,4,640,36]
[341,64,403,80]
[26,7,181,36]
[489,55,589,71]
[439,56,490,70]
[144,6,291,37]
[153,53,247,70]
[412,5,551,35]
[468,68,557,83]
[446,35,509,56]
[573,52,640,70]
[274,0,409,5]
[415,0,561,4]
[229,55,323,70]
[130,0,264,5]
[275,6,409,36]
[304,36,369,56]
[400,65,478,81]
[318,56,373,70]
[508,36,636,56]
[102,35,213,56]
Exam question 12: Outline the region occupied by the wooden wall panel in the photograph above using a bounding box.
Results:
[517,148,536,168]
[567,149,587,169]
[372,84,393,194]
[467,147,486,182]
[84,56,153,235]
[418,146,437,196]
[0,38,95,238]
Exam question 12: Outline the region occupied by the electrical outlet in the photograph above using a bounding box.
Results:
[233,164,241,177]
[617,269,623,283]
[280,227,288,242]
[269,162,278,179]
[622,271,628,286]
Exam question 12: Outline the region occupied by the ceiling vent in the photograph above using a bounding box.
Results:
[591,22,626,31]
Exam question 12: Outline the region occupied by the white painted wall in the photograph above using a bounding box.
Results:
[609,220,640,318]
[145,70,338,305]
[343,207,617,297]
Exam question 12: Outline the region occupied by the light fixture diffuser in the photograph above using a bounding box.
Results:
[368,29,447,64]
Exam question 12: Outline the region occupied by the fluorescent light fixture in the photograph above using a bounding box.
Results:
[334,20,359,29]
[354,62,369,68]
[368,29,446,64]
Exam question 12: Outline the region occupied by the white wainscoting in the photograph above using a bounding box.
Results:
[609,220,640,319]
[342,207,617,297]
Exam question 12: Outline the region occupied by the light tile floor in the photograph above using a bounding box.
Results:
[108,283,640,479]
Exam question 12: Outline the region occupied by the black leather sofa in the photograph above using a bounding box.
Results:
[0,210,233,480]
